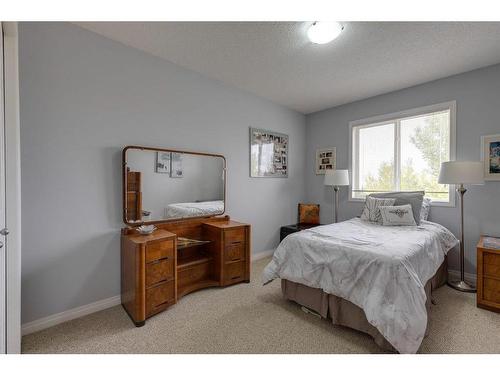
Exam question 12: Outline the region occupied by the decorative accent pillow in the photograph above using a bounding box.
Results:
[369,191,424,225]
[298,203,320,224]
[379,204,417,226]
[360,196,396,223]
[420,198,431,222]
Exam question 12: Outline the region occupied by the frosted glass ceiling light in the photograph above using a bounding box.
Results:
[307,22,343,44]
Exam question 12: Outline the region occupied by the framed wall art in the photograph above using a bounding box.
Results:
[170,152,183,178]
[316,147,336,174]
[250,127,288,177]
[155,151,171,174]
[482,134,500,181]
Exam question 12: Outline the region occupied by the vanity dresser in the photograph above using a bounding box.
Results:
[477,236,500,313]
[121,146,251,326]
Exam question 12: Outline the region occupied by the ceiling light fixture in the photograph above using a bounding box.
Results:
[307,22,343,44]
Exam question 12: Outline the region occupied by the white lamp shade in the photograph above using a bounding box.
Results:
[324,169,350,186]
[438,161,484,185]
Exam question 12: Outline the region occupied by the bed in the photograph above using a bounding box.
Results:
[165,200,224,219]
[262,217,458,353]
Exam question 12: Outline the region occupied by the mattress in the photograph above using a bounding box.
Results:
[262,218,458,353]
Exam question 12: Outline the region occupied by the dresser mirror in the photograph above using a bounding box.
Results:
[123,146,226,224]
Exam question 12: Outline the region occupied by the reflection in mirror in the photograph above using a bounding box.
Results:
[124,147,225,223]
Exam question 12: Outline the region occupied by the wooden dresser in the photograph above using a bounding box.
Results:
[477,236,500,313]
[121,216,251,326]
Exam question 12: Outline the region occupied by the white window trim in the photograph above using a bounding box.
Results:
[348,101,457,207]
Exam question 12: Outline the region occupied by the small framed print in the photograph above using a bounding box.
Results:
[170,152,183,178]
[482,134,500,181]
[155,151,171,174]
[316,148,336,175]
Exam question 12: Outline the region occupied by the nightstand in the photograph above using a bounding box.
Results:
[477,236,500,313]
[280,223,321,242]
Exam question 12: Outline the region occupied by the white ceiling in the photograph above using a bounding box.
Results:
[75,22,500,114]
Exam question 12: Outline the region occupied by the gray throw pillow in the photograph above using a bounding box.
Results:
[420,198,431,222]
[360,196,396,223]
[369,191,424,225]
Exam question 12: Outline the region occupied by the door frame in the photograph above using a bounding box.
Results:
[0,19,5,355]
[2,22,21,354]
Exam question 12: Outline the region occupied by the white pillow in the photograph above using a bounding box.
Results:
[379,204,417,226]
[360,196,396,223]
[420,198,431,222]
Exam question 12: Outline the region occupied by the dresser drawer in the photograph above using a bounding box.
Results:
[484,253,500,266]
[146,240,174,263]
[178,261,211,290]
[225,242,245,262]
[484,263,500,278]
[146,258,174,286]
[224,260,246,284]
[482,278,500,304]
[146,280,175,317]
[224,228,245,245]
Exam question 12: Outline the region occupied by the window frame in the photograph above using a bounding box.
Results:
[348,101,457,207]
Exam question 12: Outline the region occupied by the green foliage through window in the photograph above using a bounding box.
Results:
[353,109,451,202]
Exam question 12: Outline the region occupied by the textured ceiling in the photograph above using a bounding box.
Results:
[75,22,500,114]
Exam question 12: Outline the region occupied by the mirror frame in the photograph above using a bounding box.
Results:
[122,145,227,226]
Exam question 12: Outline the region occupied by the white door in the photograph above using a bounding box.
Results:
[0,22,6,354]
[1,21,21,354]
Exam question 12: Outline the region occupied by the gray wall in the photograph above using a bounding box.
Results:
[306,63,500,275]
[19,23,306,323]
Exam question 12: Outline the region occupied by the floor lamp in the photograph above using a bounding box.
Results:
[324,169,350,223]
[438,161,484,293]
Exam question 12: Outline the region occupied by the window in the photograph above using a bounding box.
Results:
[350,102,456,205]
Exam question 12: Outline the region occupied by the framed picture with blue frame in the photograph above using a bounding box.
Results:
[482,134,500,181]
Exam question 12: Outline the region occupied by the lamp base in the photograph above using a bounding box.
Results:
[447,279,476,293]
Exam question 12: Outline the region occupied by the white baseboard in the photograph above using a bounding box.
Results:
[252,249,275,261]
[22,295,121,336]
[22,250,276,336]
[448,270,477,286]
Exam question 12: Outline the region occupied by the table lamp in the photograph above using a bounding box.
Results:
[324,169,349,223]
[438,161,484,293]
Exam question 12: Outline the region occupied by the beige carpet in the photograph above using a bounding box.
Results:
[22,257,500,354]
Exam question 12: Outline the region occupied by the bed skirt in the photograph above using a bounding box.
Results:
[281,258,448,352]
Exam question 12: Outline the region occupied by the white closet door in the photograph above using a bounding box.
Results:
[0,22,7,354]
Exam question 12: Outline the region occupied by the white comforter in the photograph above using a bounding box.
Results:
[165,200,224,219]
[262,218,458,353]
